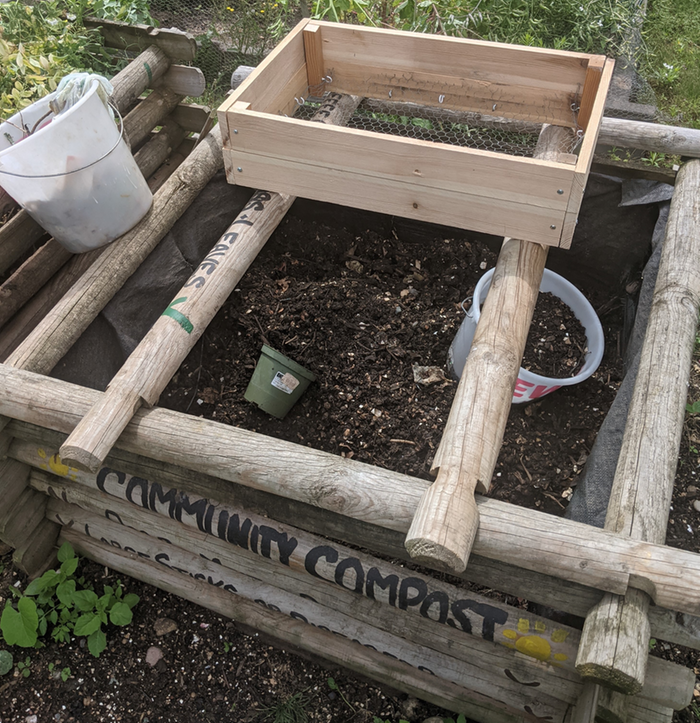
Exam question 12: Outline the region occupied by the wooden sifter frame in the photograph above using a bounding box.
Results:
[218,19,614,249]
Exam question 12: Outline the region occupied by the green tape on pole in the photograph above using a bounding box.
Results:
[162,297,193,334]
[143,61,153,84]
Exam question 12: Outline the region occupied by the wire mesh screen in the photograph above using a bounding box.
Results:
[292,84,583,158]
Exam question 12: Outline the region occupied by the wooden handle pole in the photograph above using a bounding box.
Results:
[405,124,575,573]
[60,93,362,473]
[575,159,700,693]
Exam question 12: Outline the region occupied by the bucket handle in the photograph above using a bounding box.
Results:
[460,296,473,315]
[0,101,125,179]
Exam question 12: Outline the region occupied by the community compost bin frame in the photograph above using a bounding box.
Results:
[1,18,700,723]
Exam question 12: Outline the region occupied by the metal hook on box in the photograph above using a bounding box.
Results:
[389,89,393,98]
[295,96,306,106]
[322,75,333,84]
[438,94,445,104]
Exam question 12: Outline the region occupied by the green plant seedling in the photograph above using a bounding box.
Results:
[48,662,72,681]
[0,542,139,658]
[327,677,354,711]
[0,649,13,675]
[260,691,309,722]
[686,400,700,415]
[16,656,31,677]
[443,715,468,723]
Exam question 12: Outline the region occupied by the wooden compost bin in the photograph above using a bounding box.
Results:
[1,18,700,723]
[218,19,614,249]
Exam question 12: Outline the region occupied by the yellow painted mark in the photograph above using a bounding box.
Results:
[552,628,569,643]
[515,635,551,661]
[37,448,47,458]
[517,618,529,633]
[502,629,518,640]
[534,620,546,633]
[49,454,72,478]
[553,653,568,662]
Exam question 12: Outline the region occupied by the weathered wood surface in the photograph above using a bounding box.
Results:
[30,468,693,712]
[570,682,599,723]
[11,516,59,577]
[597,118,700,158]
[123,87,185,150]
[60,92,361,474]
[84,17,197,61]
[62,529,545,723]
[3,125,223,376]
[576,159,700,694]
[404,125,572,573]
[596,687,629,723]
[59,526,684,723]
[43,496,570,719]
[158,65,206,97]
[0,212,47,277]
[109,45,171,113]
[2,366,700,617]
[0,116,191,347]
[0,241,72,329]
[8,418,700,653]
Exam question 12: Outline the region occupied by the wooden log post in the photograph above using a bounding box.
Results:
[109,45,171,113]
[404,124,575,573]
[575,158,700,694]
[59,93,362,474]
[123,86,185,150]
[3,367,700,619]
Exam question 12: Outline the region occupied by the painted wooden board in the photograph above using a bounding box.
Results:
[2,366,700,616]
[8,420,700,654]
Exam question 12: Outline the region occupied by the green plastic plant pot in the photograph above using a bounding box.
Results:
[244,345,316,419]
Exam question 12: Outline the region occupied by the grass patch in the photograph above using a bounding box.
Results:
[643,0,700,127]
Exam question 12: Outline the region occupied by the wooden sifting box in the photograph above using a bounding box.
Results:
[218,19,614,249]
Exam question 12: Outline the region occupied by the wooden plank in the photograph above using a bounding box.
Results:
[225,109,572,246]
[32,470,694,712]
[0,240,72,330]
[8,419,700,653]
[577,56,606,132]
[571,682,600,723]
[64,529,535,723]
[316,21,591,126]
[575,159,700,693]
[3,126,224,376]
[3,365,700,616]
[404,125,572,573]
[226,18,310,114]
[43,496,572,718]
[170,103,212,133]
[303,24,325,89]
[560,58,615,249]
[84,16,197,61]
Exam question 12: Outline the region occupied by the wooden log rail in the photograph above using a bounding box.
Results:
[58,92,361,474]
[404,125,574,573]
[2,365,700,620]
[575,158,700,695]
[15,464,688,718]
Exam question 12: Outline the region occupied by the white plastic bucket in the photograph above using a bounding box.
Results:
[448,268,605,403]
[0,81,152,253]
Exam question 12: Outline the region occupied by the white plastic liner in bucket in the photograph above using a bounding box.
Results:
[0,79,152,253]
[448,268,605,403]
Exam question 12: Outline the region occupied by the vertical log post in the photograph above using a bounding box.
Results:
[575,160,700,693]
[59,93,363,473]
[404,124,575,573]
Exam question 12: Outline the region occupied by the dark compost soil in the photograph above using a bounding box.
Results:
[2,212,699,722]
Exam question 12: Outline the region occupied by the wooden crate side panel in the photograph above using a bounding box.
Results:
[560,58,616,249]
[221,18,309,115]
[226,111,573,245]
[318,21,590,126]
